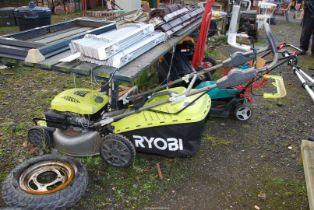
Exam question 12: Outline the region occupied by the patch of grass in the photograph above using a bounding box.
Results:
[298,54,314,69]
[76,155,190,209]
[203,134,233,146]
[0,171,8,183]
[250,166,308,210]
[0,124,12,136]
[1,66,32,75]
[51,12,82,24]
[0,26,18,35]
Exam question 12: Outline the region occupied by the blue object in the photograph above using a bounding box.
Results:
[196,81,240,99]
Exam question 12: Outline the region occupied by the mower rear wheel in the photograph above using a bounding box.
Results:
[100,134,135,168]
[234,104,253,121]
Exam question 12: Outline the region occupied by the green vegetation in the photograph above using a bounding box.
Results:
[203,134,233,146]
[0,26,18,35]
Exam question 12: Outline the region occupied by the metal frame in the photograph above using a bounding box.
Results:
[0,18,116,61]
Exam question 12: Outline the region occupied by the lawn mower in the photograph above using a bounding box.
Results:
[159,20,286,121]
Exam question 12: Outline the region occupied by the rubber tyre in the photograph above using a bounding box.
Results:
[234,104,253,121]
[100,134,136,168]
[1,154,88,210]
[27,126,51,146]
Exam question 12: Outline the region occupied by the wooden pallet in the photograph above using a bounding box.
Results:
[0,18,201,85]
[301,140,314,210]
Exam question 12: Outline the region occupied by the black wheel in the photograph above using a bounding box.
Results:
[100,134,136,168]
[234,104,253,121]
[28,126,51,146]
[2,154,88,210]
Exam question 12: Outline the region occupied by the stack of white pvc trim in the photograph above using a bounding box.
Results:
[70,23,154,60]
[69,23,166,68]
[81,32,166,68]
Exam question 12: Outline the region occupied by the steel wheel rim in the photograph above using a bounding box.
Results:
[101,139,131,166]
[236,106,252,121]
[19,161,75,195]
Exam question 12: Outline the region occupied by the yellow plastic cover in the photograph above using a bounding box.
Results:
[113,87,211,133]
[263,75,287,99]
[51,88,109,115]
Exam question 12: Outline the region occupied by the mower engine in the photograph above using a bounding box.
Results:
[28,88,109,156]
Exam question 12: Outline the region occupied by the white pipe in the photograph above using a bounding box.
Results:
[300,69,314,84]
[304,85,314,103]
[227,4,251,51]
[295,69,314,103]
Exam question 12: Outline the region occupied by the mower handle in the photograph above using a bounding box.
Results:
[217,22,279,89]
[284,44,303,54]
[256,21,278,72]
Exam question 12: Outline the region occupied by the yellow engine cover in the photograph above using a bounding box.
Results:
[51,88,109,115]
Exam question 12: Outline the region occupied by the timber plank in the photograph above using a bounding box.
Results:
[36,51,72,70]
[72,62,99,76]
[302,140,314,210]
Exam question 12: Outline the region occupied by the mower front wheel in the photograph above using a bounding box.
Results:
[28,126,51,147]
[234,104,253,121]
[100,134,136,168]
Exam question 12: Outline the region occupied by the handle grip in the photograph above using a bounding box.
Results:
[216,68,256,89]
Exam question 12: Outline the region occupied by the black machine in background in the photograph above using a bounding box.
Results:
[238,9,258,40]
[225,0,258,40]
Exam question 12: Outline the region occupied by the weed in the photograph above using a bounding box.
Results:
[203,134,233,146]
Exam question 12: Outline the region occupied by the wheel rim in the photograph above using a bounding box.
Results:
[19,161,75,195]
[236,106,252,121]
[101,139,131,167]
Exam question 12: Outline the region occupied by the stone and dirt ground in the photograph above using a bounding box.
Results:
[0,18,313,210]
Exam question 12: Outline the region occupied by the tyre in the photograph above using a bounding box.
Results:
[100,134,136,168]
[2,154,88,210]
[27,126,51,146]
[234,104,253,121]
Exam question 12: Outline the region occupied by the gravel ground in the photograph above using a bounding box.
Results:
[148,20,314,209]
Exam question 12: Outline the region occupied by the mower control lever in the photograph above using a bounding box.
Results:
[216,68,256,89]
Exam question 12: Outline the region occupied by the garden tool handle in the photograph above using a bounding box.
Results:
[216,68,256,89]
[256,21,279,72]
[285,44,303,54]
